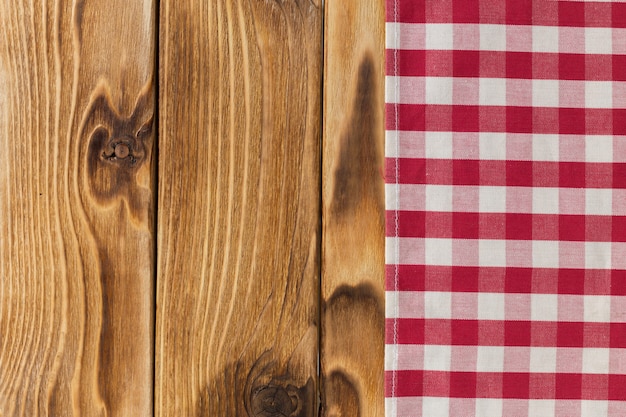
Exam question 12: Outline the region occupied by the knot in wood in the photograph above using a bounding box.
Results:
[114,142,130,159]
[100,135,142,166]
[251,385,299,417]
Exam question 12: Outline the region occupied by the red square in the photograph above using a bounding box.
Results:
[424,105,452,132]
[585,3,612,27]
[557,322,584,347]
[559,108,586,135]
[506,213,532,240]
[506,0,532,25]
[609,375,626,401]
[507,107,532,133]
[479,320,504,345]
[559,215,585,241]
[503,373,529,398]
[397,104,426,131]
[584,269,611,295]
[559,1,585,27]
[505,321,531,346]
[479,267,505,292]
[506,161,532,187]
[611,323,626,348]
[615,109,626,136]
[558,268,585,294]
[398,158,426,183]
[560,54,585,81]
[480,213,505,239]
[556,374,581,400]
[453,106,479,132]
[586,55,612,81]
[398,1,426,22]
[480,107,506,132]
[453,212,479,239]
[450,372,477,397]
[480,51,505,78]
[532,161,558,187]
[532,0,558,26]
[453,50,479,77]
[453,0,478,23]
[397,265,426,291]
[614,163,626,188]
[480,0,505,23]
[398,50,427,76]
[452,319,478,345]
[505,268,532,293]
[559,162,585,188]
[584,322,610,347]
[507,52,532,79]
[397,210,425,238]
[454,159,479,185]
[587,109,613,135]
[452,266,479,292]
[398,318,425,344]
[613,218,626,243]
[586,216,612,242]
[614,3,626,28]
[395,370,424,397]
[583,374,609,400]
[426,50,452,76]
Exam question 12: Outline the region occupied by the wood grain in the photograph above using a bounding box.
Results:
[156,0,322,415]
[0,1,155,416]
[321,0,386,416]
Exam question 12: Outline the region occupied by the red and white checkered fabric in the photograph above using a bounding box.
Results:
[385,1,626,416]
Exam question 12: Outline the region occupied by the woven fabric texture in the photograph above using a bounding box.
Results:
[385,1,626,416]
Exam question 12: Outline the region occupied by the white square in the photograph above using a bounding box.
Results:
[586,81,613,109]
[584,295,611,322]
[586,188,612,215]
[480,24,507,51]
[531,294,558,322]
[426,185,453,211]
[533,134,559,162]
[533,80,559,107]
[479,240,506,267]
[582,348,610,374]
[423,397,449,417]
[425,77,453,104]
[530,347,557,373]
[424,291,452,319]
[532,241,559,268]
[476,398,503,417]
[581,400,609,416]
[479,186,506,212]
[532,26,559,53]
[529,400,555,417]
[426,24,453,50]
[423,345,451,371]
[426,239,453,266]
[425,131,453,159]
[586,28,613,54]
[385,398,398,417]
[533,187,559,214]
[479,78,506,106]
[585,136,613,163]
[477,346,504,372]
[585,242,612,269]
[478,292,505,319]
[479,133,506,160]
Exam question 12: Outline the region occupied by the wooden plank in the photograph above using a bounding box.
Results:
[321,0,386,416]
[0,2,155,416]
[156,0,322,415]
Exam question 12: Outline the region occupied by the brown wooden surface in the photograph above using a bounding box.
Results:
[0,1,155,416]
[156,0,322,415]
[321,0,386,416]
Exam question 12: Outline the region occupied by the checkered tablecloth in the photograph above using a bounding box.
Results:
[384,1,626,416]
